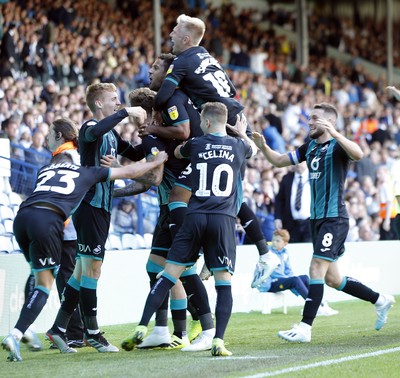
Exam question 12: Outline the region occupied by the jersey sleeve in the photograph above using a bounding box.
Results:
[179,138,193,159]
[82,109,128,141]
[113,130,145,162]
[288,141,310,165]
[141,135,167,158]
[95,167,111,182]
[161,93,190,127]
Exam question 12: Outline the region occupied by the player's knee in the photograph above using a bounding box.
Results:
[325,275,341,288]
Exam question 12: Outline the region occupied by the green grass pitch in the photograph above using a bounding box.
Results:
[2,297,400,377]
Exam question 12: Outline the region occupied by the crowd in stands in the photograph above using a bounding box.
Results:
[1,0,400,243]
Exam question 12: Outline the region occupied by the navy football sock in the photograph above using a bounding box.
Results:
[139,274,176,326]
[15,286,49,334]
[238,202,268,254]
[170,298,187,338]
[214,283,232,340]
[148,271,169,327]
[338,276,380,304]
[301,281,324,326]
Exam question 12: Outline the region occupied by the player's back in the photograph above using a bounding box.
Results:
[167,46,244,125]
[181,133,252,217]
[20,162,109,219]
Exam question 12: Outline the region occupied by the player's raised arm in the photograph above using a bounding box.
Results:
[253,132,291,167]
[109,151,168,181]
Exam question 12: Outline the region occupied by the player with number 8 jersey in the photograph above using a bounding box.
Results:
[253,102,395,343]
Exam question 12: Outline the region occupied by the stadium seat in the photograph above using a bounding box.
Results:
[12,235,21,252]
[11,205,19,217]
[143,233,153,248]
[8,192,22,206]
[107,233,122,250]
[0,223,5,236]
[2,219,13,234]
[260,292,287,315]
[0,192,10,206]
[0,235,14,253]
[121,233,146,250]
[0,205,15,221]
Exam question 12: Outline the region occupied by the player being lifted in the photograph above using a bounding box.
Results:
[153,13,279,281]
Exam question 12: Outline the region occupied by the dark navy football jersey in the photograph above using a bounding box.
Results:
[79,110,142,212]
[131,134,187,205]
[20,162,110,219]
[161,89,203,139]
[155,46,244,125]
[180,133,253,217]
[289,139,350,220]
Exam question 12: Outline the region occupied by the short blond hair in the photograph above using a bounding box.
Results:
[177,14,205,45]
[85,83,117,113]
[201,102,227,125]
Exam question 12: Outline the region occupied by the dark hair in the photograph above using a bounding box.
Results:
[52,118,79,149]
[158,53,175,70]
[128,88,156,113]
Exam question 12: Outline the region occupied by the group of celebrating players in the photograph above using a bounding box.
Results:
[2,14,394,362]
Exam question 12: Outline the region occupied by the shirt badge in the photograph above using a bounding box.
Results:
[167,64,174,75]
[168,105,179,120]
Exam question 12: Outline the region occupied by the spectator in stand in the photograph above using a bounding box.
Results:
[111,198,154,235]
[253,188,274,242]
[274,162,311,243]
[357,219,380,241]
[24,130,52,167]
[40,79,58,108]
[376,165,397,240]
[0,22,19,77]
[2,116,23,158]
[23,129,52,194]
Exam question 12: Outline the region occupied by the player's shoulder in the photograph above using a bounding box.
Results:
[169,88,188,102]
[82,118,97,127]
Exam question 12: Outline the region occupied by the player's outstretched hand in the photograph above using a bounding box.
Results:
[126,106,147,125]
[100,155,120,168]
[226,114,247,137]
[252,132,265,149]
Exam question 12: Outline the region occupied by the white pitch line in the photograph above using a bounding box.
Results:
[242,347,400,378]
[208,356,279,360]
